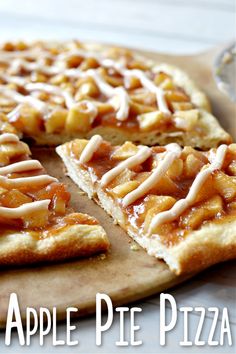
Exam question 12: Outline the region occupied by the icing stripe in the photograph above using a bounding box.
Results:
[0,160,42,175]
[85,69,130,121]
[101,146,151,187]
[0,86,47,113]
[148,144,228,233]
[0,133,19,144]
[80,135,103,164]
[0,174,57,188]
[123,69,170,115]
[25,82,76,109]
[1,46,170,121]
[122,149,181,207]
[0,200,50,218]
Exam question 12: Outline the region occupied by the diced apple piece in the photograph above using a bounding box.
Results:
[31,72,47,83]
[109,168,134,188]
[165,90,189,102]
[45,110,67,134]
[0,142,31,165]
[111,180,140,198]
[80,57,99,71]
[76,81,99,98]
[70,139,88,158]
[228,144,236,155]
[65,103,95,133]
[159,78,175,90]
[143,195,176,233]
[150,175,180,195]
[24,209,49,229]
[130,102,154,115]
[50,74,67,85]
[137,111,167,132]
[0,187,7,196]
[213,171,236,202]
[174,109,199,131]
[184,154,204,178]
[96,102,113,115]
[1,189,32,208]
[112,142,139,160]
[154,72,170,85]
[180,195,223,230]
[228,201,236,210]
[172,102,194,111]
[194,175,217,204]
[52,196,66,214]
[124,76,141,90]
[66,55,83,68]
[134,172,150,183]
[167,158,183,180]
[181,146,208,164]
[18,105,42,135]
[227,160,236,176]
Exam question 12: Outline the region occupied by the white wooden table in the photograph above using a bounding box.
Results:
[0,1,235,353]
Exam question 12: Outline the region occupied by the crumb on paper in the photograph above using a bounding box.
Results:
[98,253,106,260]
[130,244,140,251]
[77,190,86,196]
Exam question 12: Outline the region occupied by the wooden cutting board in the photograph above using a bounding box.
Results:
[0,45,235,328]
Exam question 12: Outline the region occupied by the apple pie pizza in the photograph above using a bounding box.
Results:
[0,40,231,149]
[57,136,236,274]
[0,132,109,266]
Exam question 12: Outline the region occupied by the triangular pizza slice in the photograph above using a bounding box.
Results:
[57,135,236,274]
[0,133,109,266]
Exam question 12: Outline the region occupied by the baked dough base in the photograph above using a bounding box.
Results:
[0,221,109,266]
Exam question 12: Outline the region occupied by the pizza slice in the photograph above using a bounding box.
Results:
[57,135,236,274]
[0,40,231,149]
[0,133,109,266]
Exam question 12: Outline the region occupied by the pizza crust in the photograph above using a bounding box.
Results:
[0,222,109,266]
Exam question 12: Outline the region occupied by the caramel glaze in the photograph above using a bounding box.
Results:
[71,141,236,247]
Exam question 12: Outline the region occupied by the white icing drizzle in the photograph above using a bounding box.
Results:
[148,144,228,233]
[0,133,19,144]
[79,135,103,164]
[123,69,170,115]
[0,160,42,175]
[122,145,182,207]
[101,60,170,115]
[25,82,76,109]
[0,174,58,188]
[0,46,170,122]
[0,85,47,114]
[0,199,50,218]
[85,69,130,121]
[9,58,60,75]
[101,146,152,187]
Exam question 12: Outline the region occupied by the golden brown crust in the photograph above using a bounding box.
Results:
[0,223,109,266]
